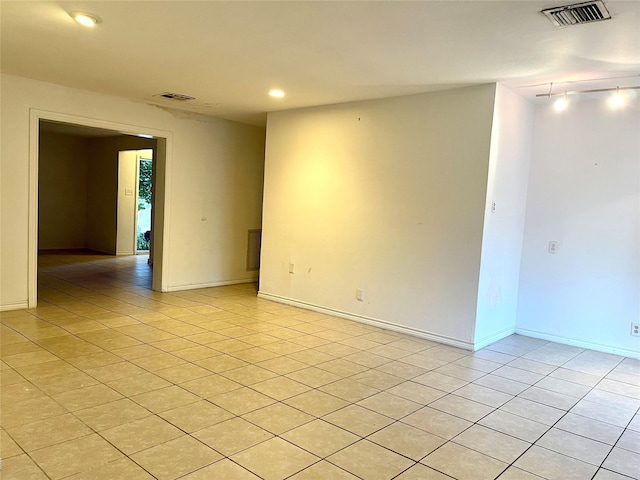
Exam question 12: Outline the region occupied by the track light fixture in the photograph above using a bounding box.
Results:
[538,82,638,111]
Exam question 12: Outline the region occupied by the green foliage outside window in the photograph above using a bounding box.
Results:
[138,160,152,210]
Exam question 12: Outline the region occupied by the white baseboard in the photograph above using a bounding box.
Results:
[516,327,640,359]
[166,277,258,292]
[0,301,29,312]
[474,326,516,351]
[258,291,474,351]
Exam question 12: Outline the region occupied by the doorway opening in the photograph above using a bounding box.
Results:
[29,111,172,307]
[137,153,153,255]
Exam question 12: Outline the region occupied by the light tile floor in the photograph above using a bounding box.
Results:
[1,252,639,479]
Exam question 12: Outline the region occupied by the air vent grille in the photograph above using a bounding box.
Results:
[542,1,611,27]
[155,92,196,101]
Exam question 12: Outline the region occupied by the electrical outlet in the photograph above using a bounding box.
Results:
[356,289,364,301]
[548,241,558,254]
[631,323,640,337]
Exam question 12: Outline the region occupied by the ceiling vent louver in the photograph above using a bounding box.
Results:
[542,1,611,27]
[155,92,196,101]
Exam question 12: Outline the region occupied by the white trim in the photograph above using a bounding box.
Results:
[166,277,259,292]
[28,109,173,306]
[258,291,475,351]
[134,152,141,255]
[473,326,516,351]
[28,111,40,308]
[516,327,640,359]
[159,136,173,293]
[0,302,29,312]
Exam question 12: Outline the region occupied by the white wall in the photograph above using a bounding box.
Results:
[474,85,533,347]
[517,97,640,357]
[0,74,265,309]
[38,132,89,250]
[261,85,497,348]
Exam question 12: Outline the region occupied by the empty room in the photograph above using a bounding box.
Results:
[1,1,639,479]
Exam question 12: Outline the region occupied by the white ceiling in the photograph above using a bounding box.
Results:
[2,1,639,126]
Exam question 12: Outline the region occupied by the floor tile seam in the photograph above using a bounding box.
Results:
[605,412,640,461]
[490,366,546,385]
[97,430,204,479]
[600,374,640,390]
[320,438,417,479]
[427,365,489,385]
[458,406,573,479]
[397,462,457,480]
[1,315,73,339]
[425,391,499,418]
[94,412,200,457]
[37,277,106,305]
[2,380,74,420]
[453,407,544,455]
[362,417,448,460]
[15,429,135,479]
[193,456,269,480]
[592,467,638,480]
[513,400,616,473]
[418,431,512,480]
[590,383,640,404]
[515,380,585,405]
[250,417,357,458]
[527,376,593,400]
[16,424,110,457]
[539,416,617,459]
[491,395,569,429]
[282,458,366,480]
[555,353,624,382]
[2,443,56,479]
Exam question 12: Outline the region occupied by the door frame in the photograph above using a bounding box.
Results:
[28,109,173,306]
[134,151,154,255]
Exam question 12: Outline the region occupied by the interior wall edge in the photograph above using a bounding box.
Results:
[258,291,475,351]
[473,326,517,351]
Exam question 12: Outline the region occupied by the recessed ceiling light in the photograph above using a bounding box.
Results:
[269,89,285,98]
[71,12,100,27]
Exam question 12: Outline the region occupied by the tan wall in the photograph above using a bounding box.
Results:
[261,85,496,347]
[85,136,156,254]
[38,132,90,250]
[0,74,266,307]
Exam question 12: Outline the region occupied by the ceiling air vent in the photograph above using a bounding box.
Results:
[155,92,195,101]
[542,1,611,27]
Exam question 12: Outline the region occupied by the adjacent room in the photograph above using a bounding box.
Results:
[1,1,638,479]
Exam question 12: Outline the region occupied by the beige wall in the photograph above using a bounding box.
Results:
[86,136,156,254]
[0,74,266,308]
[38,132,90,250]
[260,85,496,348]
[37,131,155,255]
